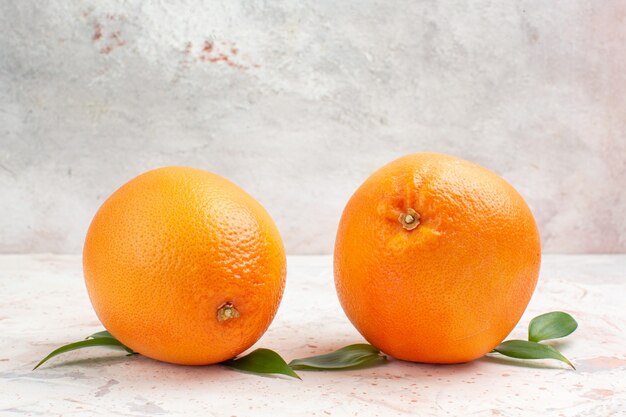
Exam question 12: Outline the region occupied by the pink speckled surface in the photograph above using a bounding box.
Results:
[1,255,625,416]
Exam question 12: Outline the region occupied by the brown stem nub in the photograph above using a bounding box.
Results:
[217,302,240,322]
[399,208,420,230]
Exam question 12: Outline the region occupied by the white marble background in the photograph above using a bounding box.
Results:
[1,1,625,254]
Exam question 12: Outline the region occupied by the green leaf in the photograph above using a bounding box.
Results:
[222,348,301,379]
[33,337,135,370]
[86,330,115,339]
[87,330,137,356]
[289,344,387,371]
[492,340,575,369]
[528,311,578,342]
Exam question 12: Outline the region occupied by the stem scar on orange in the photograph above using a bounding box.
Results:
[83,167,286,365]
[334,153,541,363]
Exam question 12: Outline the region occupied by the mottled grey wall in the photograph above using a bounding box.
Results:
[1,1,625,254]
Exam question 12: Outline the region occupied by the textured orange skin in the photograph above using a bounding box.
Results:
[83,167,286,365]
[334,153,541,364]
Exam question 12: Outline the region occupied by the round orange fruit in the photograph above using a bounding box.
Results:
[83,167,286,365]
[334,153,541,363]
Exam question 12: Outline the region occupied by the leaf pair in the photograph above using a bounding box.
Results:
[491,311,577,369]
[223,344,386,379]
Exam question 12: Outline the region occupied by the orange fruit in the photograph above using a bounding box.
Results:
[334,153,541,363]
[83,167,286,365]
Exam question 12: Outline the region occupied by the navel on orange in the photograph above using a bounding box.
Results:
[334,153,541,363]
[83,167,286,365]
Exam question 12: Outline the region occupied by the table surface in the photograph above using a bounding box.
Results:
[1,254,625,417]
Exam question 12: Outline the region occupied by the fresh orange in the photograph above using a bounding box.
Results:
[83,167,286,365]
[334,153,541,363]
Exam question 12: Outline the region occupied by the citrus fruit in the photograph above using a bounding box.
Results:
[83,167,286,365]
[334,153,541,363]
